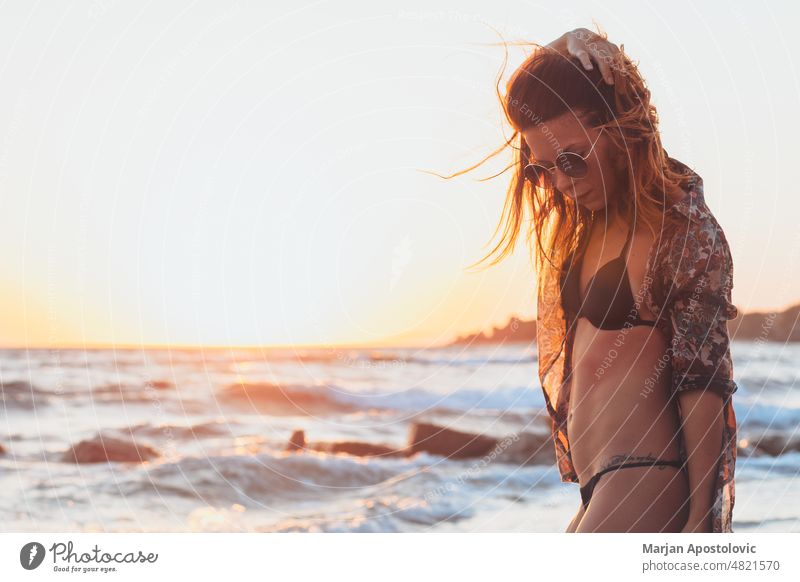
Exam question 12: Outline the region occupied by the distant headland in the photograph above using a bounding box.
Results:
[447,303,800,346]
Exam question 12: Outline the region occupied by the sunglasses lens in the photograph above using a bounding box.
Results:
[524,164,551,188]
[557,153,588,179]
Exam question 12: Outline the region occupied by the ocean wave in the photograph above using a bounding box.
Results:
[349,349,536,367]
[0,381,52,409]
[403,354,537,366]
[131,450,439,504]
[119,420,235,440]
[260,494,476,532]
[219,382,359,415]
[217,348,536,368]
[335,385,544,413]
[257,463,561,532]
[736,400,800,430]
[90,383,169,404]
[737,451,800,475]
[218,381,543,416]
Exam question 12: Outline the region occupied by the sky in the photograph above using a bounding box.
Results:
[0,0,798,348]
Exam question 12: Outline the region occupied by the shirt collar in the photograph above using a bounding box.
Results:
[665,156,708,225]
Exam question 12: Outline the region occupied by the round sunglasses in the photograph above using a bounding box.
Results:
[523,127,606,188]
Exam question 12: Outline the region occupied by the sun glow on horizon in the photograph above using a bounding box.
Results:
[0,1,794,348]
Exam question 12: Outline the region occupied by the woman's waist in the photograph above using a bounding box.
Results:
[567,367,682,481]
[570,327,672,387]
[572,447,687,488]
[569,358,673,397]
[567,416,684,486]
[568,359,676,427]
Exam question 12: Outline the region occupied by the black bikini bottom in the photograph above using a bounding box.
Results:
[579,460,686,509]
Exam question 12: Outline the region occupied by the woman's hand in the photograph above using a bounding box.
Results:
[546,28,622,85]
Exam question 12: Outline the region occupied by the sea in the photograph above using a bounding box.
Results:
[1,341,798,532]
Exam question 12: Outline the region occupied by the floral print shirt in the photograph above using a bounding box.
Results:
[536,158,738,533]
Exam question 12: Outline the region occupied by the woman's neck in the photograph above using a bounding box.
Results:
[590,203,625,235]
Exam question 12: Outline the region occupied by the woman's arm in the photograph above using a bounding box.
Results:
[658,207,740,533]
[545,28,621,85]
[678,390,725,532]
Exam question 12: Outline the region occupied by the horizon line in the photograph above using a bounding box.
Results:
[1,301,795,351]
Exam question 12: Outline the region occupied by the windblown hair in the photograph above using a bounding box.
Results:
[453,34,687,304]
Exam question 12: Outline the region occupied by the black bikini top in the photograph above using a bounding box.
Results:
[562,224,657,330]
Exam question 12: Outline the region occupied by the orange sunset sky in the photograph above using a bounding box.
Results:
[0,1,798,349]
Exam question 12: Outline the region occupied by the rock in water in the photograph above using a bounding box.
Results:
[407,422,498,459]
[753,432,800,456]
[492,431,556,465]
[286,429,306,451]
[62,435,160,464]
[0,380,49,409]
[311,441,403,457]
[285,429,404,457]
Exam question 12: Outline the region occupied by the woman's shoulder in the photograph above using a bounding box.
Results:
[664,158,710,224]
[653,159,735,288]
[661,157,730,241]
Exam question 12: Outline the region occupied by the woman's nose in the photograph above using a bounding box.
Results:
[553,170,576,196]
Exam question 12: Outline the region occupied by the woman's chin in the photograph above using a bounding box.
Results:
[581,195,613,213]
[577,195,600,211]
[571,190,611,213]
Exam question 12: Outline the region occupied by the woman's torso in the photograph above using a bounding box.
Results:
[565,215,683,485]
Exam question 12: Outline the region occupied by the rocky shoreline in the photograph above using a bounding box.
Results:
[6,420,791,466]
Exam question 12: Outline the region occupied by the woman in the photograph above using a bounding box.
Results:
[467,29,739,532]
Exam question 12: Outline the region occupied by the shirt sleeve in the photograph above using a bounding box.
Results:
[663,221,739,400]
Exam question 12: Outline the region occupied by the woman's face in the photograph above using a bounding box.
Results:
[522,112,626,214]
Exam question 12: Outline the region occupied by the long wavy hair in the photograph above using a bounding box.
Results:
[449,35,687,306]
